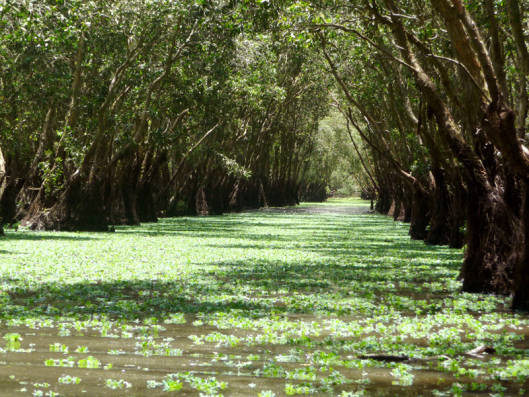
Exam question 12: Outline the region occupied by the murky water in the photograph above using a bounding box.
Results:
[0,319,451,396]
[1,203,528,396]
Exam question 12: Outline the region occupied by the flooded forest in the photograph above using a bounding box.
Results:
[2,0,529,396]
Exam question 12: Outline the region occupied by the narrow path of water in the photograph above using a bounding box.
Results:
[0,201,527,396]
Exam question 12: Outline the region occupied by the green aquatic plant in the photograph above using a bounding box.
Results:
[58,375,81,385]
[390,363,415,386]
[258,391,276,397]
[49,343,68,353]
[0,200,528,395]
[285,382,315,395]
[105,378,132,389]
[4,332,22,351]
[77,356,100,369]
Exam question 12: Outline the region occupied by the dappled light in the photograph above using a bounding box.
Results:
[1,201,528,396]
[3,0,529,395]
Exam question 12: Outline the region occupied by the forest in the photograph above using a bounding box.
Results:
[2,0,529,395]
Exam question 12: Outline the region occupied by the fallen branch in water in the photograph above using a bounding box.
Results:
[358,354,410,362]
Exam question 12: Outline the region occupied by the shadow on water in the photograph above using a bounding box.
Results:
[3,204,515,397]
[1,261,458,324]
[3,277,289,320]
[0,205,459,319]
[0,233,99,241]
[1,207,461,321]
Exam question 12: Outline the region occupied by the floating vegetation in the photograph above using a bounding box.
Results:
[0,199,528,395]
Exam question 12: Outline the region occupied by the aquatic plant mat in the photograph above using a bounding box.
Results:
[1,198,528,396]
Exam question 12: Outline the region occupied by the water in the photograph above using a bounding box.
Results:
[0,202,528,396]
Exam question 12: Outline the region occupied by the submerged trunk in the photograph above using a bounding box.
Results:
[375,188,392,214]
[24,137,111,231]
[26,174,109,231]
[0,146,7,231]
[195,186,209,216]
[122,183,140,225]
[0,178,19,231]
[511,177,529,310]
[426,169,450,245]
[447,186,466,249]
[137,184,158,222]
[460,186,515,294]
[409,186,431,240]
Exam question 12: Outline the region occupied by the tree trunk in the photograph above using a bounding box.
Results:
[25,137,111,231]
[426,168,450,245]
[403,190,412,223]
[137,184,158,222]
[409,186,430,240]
[375,188,392,214]
[195,186,209,216]
[123,183,140,225]
[447,185,466,249]
[0,147,17,231]
[460,186,515,294]
[259,180,268,208]
[512,178,529,310]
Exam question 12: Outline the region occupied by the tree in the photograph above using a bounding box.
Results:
[293,0,529,308]
[0,0,334,231]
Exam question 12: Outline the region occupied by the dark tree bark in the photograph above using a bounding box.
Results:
[426,168,450,245]
[512,178,529,310]
[409,185,431,240]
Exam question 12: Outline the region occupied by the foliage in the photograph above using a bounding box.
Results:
[0,0,334,228]
[306,110,362,197]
